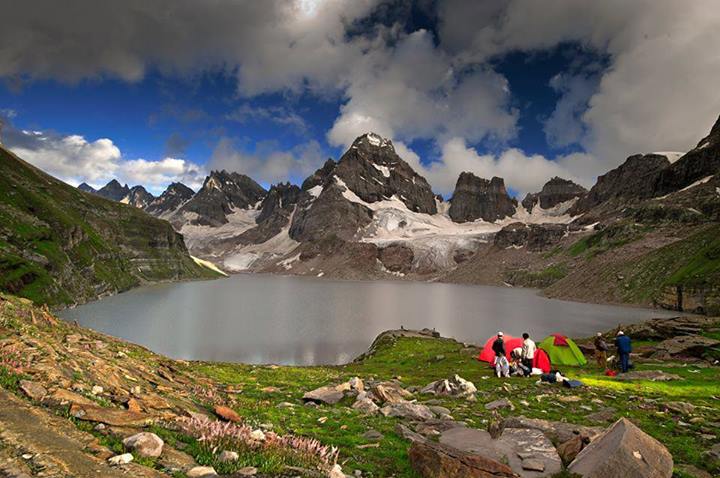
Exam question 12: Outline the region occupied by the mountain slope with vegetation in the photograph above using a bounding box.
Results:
[0,146,219,307]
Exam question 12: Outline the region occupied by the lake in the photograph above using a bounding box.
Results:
[59,274,677,365]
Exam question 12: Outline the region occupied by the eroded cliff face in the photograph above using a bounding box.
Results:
[522,177,587,212]
[448,173,516,223]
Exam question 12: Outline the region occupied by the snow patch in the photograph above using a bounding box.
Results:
[510,198,579,224]
[653,151,685,163]
[307,185,323,198]
[372,163,391,178]
[277,253,301,270]
[677,175,714,193]
[180,207,259,249]
[120,195,130,204]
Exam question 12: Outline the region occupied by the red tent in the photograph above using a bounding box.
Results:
[532,348,552,373]
[477,335,523,363]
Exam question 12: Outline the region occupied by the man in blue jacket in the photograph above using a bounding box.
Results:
[615,331,632,373]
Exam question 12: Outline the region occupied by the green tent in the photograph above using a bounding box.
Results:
[538,334,587,366]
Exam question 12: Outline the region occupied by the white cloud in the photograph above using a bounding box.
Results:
[209,138,325,186]
[226,104,308,133]
[122,157,205,192]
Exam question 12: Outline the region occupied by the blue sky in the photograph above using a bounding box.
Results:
[1,1,718,196]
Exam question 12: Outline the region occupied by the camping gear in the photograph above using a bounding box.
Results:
[532,348,552,373]
[477,335,523,363]
[563,379,584,388]
[605,369,617,377]
[539,334,587,366]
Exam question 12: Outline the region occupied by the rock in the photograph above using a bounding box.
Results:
[493,222,569,252]
[568,418,673,478]
[675,464,713,478]
[380,401,435,421]
[250,429,266,441]
[302,385,345,405]
[449,173,517,223]
[276,401,295,409]
[19,380,47,401]
[362,430,384,441]
[126,398,143,413]
[440,426,562,477]
[614,370,682,382]
[619,316,718,341]
[186,466,218,477]
[352,396,379,415]
[702,443,720,463]
[91,385,104,395]
[665,401,695,415]
[348,376,364,393]
[586,408,616,423]
[558,395,582,403]
[122,432,164,458]
[372,382,413,404]
[421,375,477,398]
[69,403,152,427]
[652,335,720,360]
[45,389,96,407]
[485,398,514,411]
[378,244,414,274]
[429,406,452,416]
[107,453,134,465]
[409,434,518,478]
[329,464,346,478]
[236,466,258,476]
[218,450,239,463]
[556,435,585,465]
[522,177,587,212]
[214,405,242,423]
[503,416,602,444]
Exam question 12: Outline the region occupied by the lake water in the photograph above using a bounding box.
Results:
[59,274,677,365]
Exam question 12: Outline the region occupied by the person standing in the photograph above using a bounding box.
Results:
[492,332,506,358]
[521,332,536,369]
[492,332,508,378]
[594,332,609,368]
[615,331,632,373]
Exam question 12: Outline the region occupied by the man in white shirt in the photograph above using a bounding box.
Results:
[521,332,537,369]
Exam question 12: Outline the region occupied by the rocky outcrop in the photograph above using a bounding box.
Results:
[122,185,155,209]
[654,114,720,197]
[178,170,266,226]
[618,316,719,340]
[145,182,195,217]
[378,244,414,273]
[571,154,671,213]
[568,418,673,478]
[522,177,587,212]
[77,182,97,194]
[493,223,567,251]
[449,173,516,223]
[96,179,131,201]
[651,335,720,360]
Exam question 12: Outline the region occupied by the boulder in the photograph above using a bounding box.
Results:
[585,408,616,423]
[19,380,47,401]
[652,335,720,360]
[380,401,435,421]
[619,316,718,341]
[186,466,218,477]
[45,389,96,407]
[352,395,379,415]
[485,399,514,411]
[568,418,673,478]
[421,375,477,398]
[236,466,257,476]
[440,426,562,477]
[702,443,720,463]
[69,403,152,427]
[665,401,695,416]
[614,370,682,382]
[372,382,413,404]
[122,432,164,458]
[409,435,518,478]
[556,435,585,465]
[502,416,602,444]
[218,450,239,463]
[107,453,134,465]
[302,385,345,405]
[214,405,242,423]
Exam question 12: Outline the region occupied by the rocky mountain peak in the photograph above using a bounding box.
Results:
[522,177,587,212]
[96,179,130,201]
[122,185,155,209]
[352,132,394,151]
[448,172,517,223]
[257,182,302,224]
[77,182,96,194]
[145,182,195,217]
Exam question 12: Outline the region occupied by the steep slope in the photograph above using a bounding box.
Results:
[0,146,218,306]
[77,182,97,194]
[448,173,516,222]
[145,182,195,218]
[96,179,131,201]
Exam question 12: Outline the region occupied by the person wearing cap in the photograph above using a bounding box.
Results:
[614,331,632,373]
[594,332,609,368]
[492,332,506,358]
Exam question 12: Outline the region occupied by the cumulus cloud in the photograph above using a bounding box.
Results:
[2,119,205,194]
[226,104,308,133]
[209,138,325,186]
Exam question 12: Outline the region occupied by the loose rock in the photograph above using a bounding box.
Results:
[186,466,218,477]
[122,432,164,458]
[108,453,134,465]
[19,380,47,401]
[380,401,435,421]
[485,398,514,411]
[214,405,242,423]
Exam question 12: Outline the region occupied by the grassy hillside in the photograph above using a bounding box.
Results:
[0,146,218,306]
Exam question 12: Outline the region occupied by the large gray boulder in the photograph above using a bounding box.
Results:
[122,432,164,458]
[568,418,673,478]
[652,335,720,360]
[502,416,602,444]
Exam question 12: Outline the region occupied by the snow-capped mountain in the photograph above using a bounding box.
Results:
[121,185,155,209]
[145,182,195,218]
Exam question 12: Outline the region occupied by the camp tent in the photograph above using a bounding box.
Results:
[532,348,552,373]
[538,334,587,366]
[477,335,523,363]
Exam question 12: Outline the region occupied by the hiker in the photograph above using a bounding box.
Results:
[510,347,530,376]
[495,353,510,378]
[521,332,536,369]
[492,332,506,358]
[615,331,632,373]
[594,332,609,368]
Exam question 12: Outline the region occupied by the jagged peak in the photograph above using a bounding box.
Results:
[352,132,394,150]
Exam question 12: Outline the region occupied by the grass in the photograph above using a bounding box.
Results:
[506,263,568,288]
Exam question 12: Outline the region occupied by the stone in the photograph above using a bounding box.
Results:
[348,376,364,392]
[186,466,218,477]
[352,396,379,415]
[586,408,616,423]
[236,466,258,476]
[429,406,452,416]
[380,401,435,421]
[702,443,720,463]
[675,464,713,478]
[503,416,602,444]
[122,432,164,458]
[218,450,239,462]
[521,459,545,472]
[665,401,695,415]
[421,375,477,398]
[107,453,134,465]
[276,401,295,409]
[69,403,152,427]
[362,430,384,441]
[372,382,413,404]
[329,464,346,478]
[302,385,345,405]
[214,405,242,423]
[652,335,720,360]
[19,380,47,401]
[568,418,673,478]
[556,435,584,465]
[485,398,514,411]
[409,434,517,478]
[440,426,562,477]
[558,395,582,403]
[250,429,266,441]
[615,370,682,382]
[46,389,95,407]
[91,385,104,395]
[126,397,142,413]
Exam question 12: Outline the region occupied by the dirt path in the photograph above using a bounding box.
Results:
[0,389,165,478]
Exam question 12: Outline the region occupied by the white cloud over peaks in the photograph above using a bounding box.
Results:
[209,138,325,186]
[4,126,205,194]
